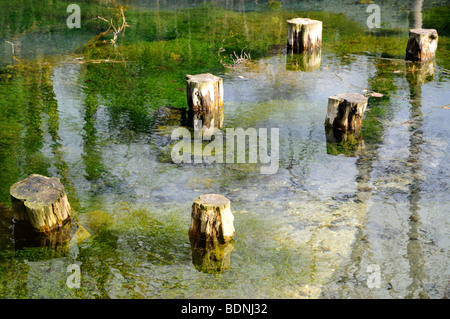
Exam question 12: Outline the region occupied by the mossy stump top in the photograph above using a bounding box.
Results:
[10,174,72,233]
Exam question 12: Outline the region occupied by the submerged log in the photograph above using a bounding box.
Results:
[189,194,235,245]
[186,73,224,134]
[325,93,368,132]
[405,29,438,62]
[10,174,72,233]
[287,18,322,53]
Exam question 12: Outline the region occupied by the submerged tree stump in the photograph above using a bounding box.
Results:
[406,60,435,86]
[287,18,322,53]
[405,29,438,62]
[189,194,235,245]
[286,50,322,72]
[10,174,72,233]
[325,126,365,157]
[190,239,234,274]
[186,73,224,134]
[325,93,368,132]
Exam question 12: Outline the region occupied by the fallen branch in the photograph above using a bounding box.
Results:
[97,7,129,50]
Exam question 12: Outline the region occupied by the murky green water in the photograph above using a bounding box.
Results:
[0,0,449,299]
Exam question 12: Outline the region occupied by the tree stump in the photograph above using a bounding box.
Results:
[325,93,368,132]
[405,29,438,62]
[189,194,234,245]
[287,18,322,53]
[186,73,224,134]
[10,174,72,233]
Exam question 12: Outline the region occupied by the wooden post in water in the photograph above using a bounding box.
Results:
[10,174,72,233]
[325,93,368,132]
[189,194,234,245]
[287,18,322,53]
[189,194,235,273]
[186,73,224,134]
[405,29,438,62]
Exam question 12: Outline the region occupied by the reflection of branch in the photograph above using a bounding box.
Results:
[5,41,16,65]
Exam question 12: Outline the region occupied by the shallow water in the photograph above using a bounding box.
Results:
[0,0,449,299]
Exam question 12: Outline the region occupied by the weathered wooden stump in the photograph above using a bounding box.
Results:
[286,50,321,72]
[189,194,235,245]
[405,29,438,62]
[10,174,72,233]
[325,93,368,132]
[287,18,322,53]
[186,73,224,134]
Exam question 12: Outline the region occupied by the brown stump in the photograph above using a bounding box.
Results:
[325,93,368,132]
[287,18,322,53]
[186,73,224,134]
[189,194,234,245]
[10,174,72,233]
[405,29,438,62]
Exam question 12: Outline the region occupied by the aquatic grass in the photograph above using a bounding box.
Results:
[422,5,450,37]
[78,5,449,126]
[0,0,112,40]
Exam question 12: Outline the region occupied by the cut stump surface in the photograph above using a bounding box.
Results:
[10,174,72,232]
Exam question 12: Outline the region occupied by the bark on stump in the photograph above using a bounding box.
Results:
[189,194,234,245]
[287,18,322,53]
[186,73,224,134]
[325,93,368,132]
[10,174,72,233]
[405,29,438,62]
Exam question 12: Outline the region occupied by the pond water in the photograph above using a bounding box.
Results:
[0,0,449,299]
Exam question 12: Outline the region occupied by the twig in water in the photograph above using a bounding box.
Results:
[97,7,129,50]
[5,41,16,65]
